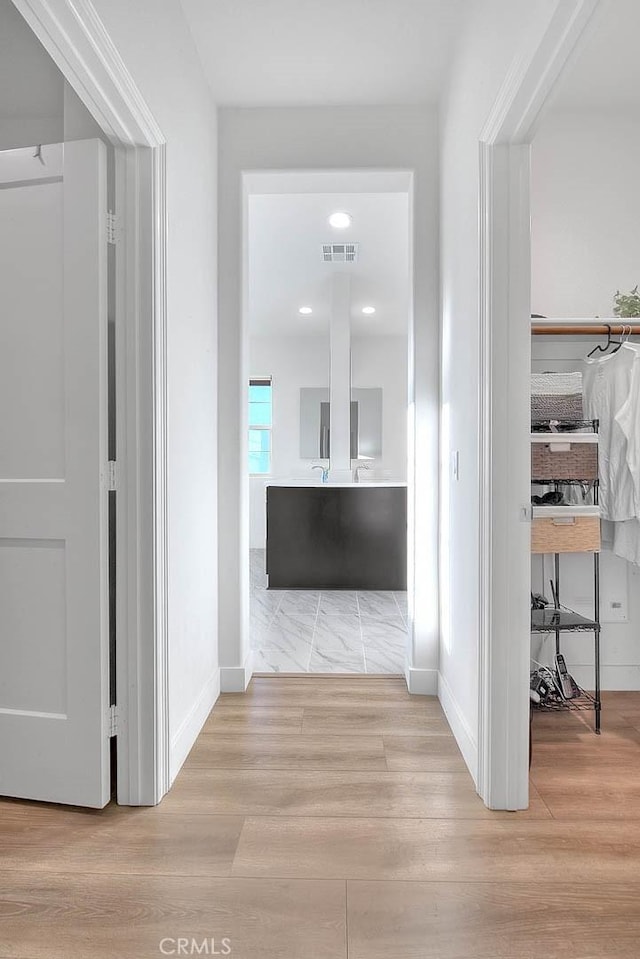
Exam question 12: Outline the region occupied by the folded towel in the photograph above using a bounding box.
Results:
[531,372,582,396]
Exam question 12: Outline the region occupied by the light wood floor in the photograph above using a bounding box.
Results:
[2,679,640,958]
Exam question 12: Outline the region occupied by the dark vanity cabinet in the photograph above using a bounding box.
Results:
[266,485,407,590]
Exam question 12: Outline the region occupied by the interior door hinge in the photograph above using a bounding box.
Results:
[107,460,117,492]
[106,210,118,245]
[108,704,118,738]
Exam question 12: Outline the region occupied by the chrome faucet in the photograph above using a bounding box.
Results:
[353,463,372,483]
[312,465,329,483]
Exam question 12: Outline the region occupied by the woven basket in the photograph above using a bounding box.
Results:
[531,442,597,481]
[531,516,600,554]
[531,395,583,419]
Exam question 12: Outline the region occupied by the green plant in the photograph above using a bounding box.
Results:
[613,286,640,318]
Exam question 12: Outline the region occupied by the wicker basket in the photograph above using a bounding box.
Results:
[531,514,600,554]
[531,441,597,481]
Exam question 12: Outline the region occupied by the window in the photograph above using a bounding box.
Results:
[248,377,272,474]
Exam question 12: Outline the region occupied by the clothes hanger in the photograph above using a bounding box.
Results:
[609,323,633,354]
[609,323,625,354]
[587,323,622,357]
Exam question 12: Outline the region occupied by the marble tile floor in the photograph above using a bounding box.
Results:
[250,549,408,674]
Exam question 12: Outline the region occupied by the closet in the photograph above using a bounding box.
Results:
[525,0,640,805]
[530,320,640,733]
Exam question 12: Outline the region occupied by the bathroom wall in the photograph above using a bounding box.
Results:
[531,106,640,689]
[248,332,408,548]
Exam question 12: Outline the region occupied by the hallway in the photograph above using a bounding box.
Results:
[1,680,640,957]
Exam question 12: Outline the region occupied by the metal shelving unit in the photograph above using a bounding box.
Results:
[530,419,602,733]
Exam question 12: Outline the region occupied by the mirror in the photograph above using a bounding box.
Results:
[299,387,382,459]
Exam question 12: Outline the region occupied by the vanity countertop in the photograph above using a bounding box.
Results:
[265,479,407,488]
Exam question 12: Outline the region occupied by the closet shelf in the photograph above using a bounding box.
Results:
[532,686,597,714]
[530,381,601,733]
[531,506,599,519]
[532,418,598,432]
[530,432,598,445]
[531,607,600,633]
[531,478,598,486]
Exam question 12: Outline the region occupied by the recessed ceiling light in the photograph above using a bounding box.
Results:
[298,306,313,315]
[328,211,352,229]
[362,306,376,315]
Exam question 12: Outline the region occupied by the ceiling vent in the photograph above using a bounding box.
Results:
[322,243,359,263]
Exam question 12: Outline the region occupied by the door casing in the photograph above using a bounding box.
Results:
[11,0,170,804]
[476,0,601,809]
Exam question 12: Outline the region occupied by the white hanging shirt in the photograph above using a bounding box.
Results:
[612,519,640,567]
[583,344,640,521]
[614,343,640,516]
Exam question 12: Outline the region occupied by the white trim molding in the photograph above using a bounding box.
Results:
[12,0,169,804]
[169,669,220,782]
[11,0,164,147]
[477,0,600,809]
[221,655,253,693]
[405,666,438,696]
[438,671,478,780]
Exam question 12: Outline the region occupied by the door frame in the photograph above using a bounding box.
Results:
[477,0,600,809]
[241,169,417,687]
[11,0,170,804]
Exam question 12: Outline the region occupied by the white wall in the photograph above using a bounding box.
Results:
[87,0,219,779]
[0,1,105,151]
[531,107,640,689]
[439,0,558,779]
[249,333,408,549]
[532,109,640,316]
[0,0,62,149]
[219,106,439,693]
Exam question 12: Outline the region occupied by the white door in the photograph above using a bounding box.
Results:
[0,139,110,808]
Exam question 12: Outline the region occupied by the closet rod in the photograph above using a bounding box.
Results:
[532,322,640,336]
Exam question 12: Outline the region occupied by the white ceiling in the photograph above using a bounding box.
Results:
[179,0,468,106]
[551,0,640,110]
[248,190,409,337]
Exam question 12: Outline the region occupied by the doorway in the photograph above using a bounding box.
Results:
[476,0,601,808]
[527,0,640,815]
[245,177,412,674]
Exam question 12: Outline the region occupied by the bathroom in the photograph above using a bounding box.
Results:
[247,176,411,674]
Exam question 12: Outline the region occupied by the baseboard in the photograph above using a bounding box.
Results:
[570,664,640,691]
[405,666,438,695]
[220,654,253,693]
[437,670,478,784]
[169,668,220,783]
